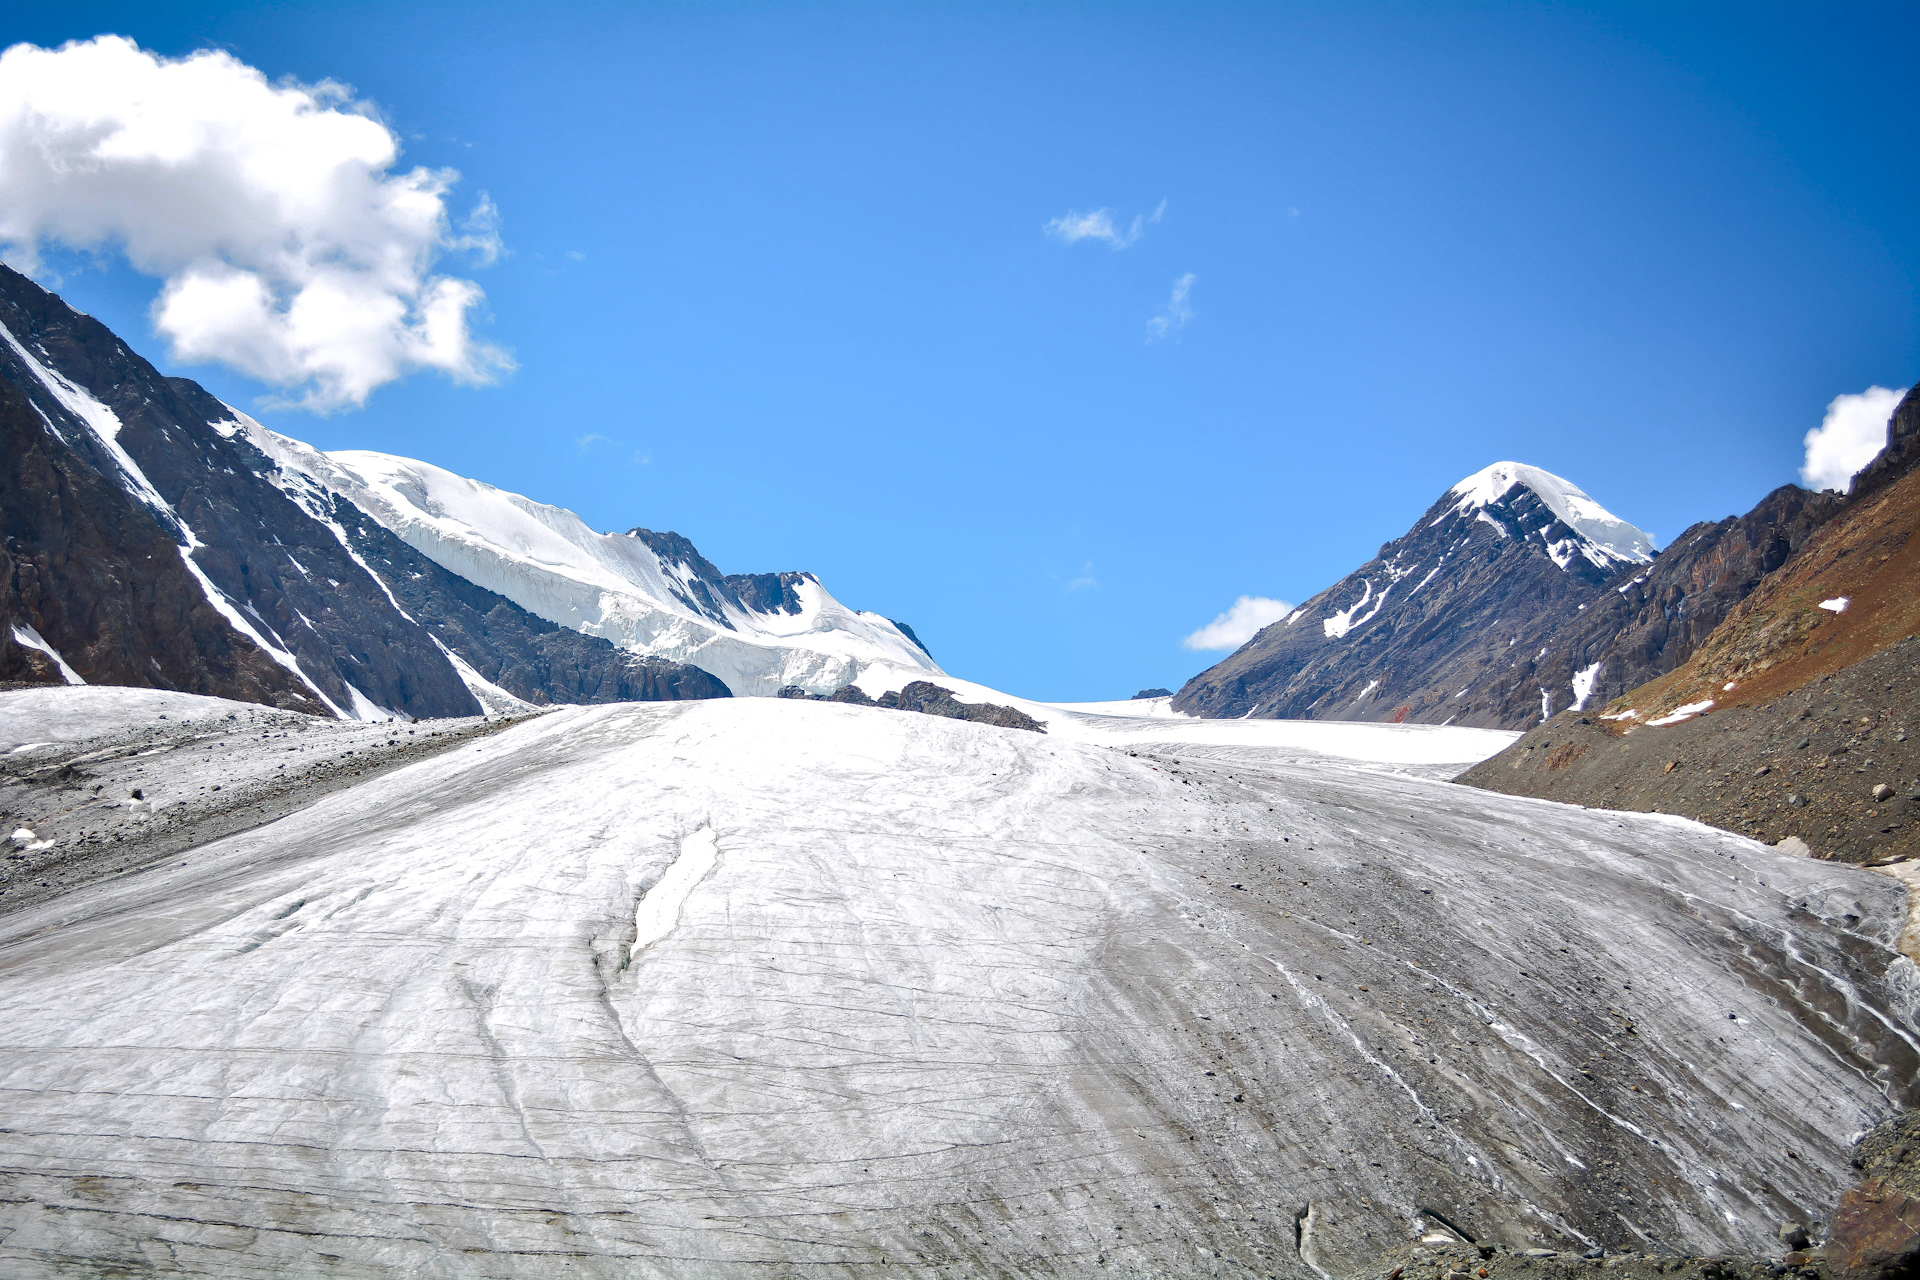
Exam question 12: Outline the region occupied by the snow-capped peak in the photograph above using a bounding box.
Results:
[230,417,941,697]
[1444,461,1655,565]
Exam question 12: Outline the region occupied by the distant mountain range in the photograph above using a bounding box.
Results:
[1,261,1902,749]
[1177,460,1845,731]
[0,267,938,717]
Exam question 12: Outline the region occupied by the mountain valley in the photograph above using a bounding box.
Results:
[0,273,1913,1279]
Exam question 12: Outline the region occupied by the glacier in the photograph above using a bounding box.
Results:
[0,695,1910,1277]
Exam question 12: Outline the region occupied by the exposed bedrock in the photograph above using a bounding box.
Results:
[0,700,1910,1276]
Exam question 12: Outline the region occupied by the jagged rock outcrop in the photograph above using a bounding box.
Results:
[779,680,1045,731]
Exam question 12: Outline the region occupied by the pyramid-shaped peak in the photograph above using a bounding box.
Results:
[1447,461,1656,564]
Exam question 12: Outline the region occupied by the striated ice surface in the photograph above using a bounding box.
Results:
[0,699,1911,1277]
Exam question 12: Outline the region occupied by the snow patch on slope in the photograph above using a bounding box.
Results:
[1571,661,1603,711]
[1324,580,1390,639]
[9,625,83,685]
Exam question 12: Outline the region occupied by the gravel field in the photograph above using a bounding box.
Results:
[0,687,537,918]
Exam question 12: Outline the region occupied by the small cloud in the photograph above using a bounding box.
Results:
[1063,561,1099,592]
[1044,200,1165,250]
[575,432,613,455]
[1182,595,1294,651]
[1285,205,1300,218]
[448,194,503,266]
[1801,386,1906,492]
[629,449,651,466]
[1146,273,1196,342]
[567,249,586,262]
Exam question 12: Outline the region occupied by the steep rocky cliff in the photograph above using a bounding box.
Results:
[0,366,313,706]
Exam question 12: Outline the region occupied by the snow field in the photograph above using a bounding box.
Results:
[0,685,310,753]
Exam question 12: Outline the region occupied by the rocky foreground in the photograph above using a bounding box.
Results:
[1344,1111,1920,1280]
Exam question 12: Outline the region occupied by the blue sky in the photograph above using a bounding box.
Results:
[9,2,1918,700]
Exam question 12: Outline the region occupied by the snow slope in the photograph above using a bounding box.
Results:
[235,418,940,697]
[0,699,1909,1277]
[1447,462,1657,568]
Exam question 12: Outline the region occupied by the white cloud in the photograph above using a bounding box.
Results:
[0,35,510,412]
[1146,272,1195,342]
[1800,386,1906,492]
[1063,561,1099,592]
[1182,595,1293,651]
[1044,199,1165,250]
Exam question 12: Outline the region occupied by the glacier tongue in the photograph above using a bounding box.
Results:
[232,416,941,696]
[0,699,1908,1276]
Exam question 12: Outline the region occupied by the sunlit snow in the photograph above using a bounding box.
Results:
[1444,462,1656,566]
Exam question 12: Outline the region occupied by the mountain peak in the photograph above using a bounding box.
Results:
[1445,461,1656,566]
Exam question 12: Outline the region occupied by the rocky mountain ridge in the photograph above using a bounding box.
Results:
[1459,384,1920,864]
[1179,458,1850,732]
[0,268,924,717]
[1174,462,1659,728]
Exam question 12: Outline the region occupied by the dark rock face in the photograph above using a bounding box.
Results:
[0,265,482,720]
[1852,383,1920,503]
[1466,484,1842,724]
[0,368,312,707]
[778,681,1044,732]
[1174,480,1646,729]
[1133,688,1173,699]
[1176,472,1839,732]
[625,527,811,626]
[889,619,933,659]
[0,266,729,717]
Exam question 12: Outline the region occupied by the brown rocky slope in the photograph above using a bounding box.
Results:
[1459,387,1920,867]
